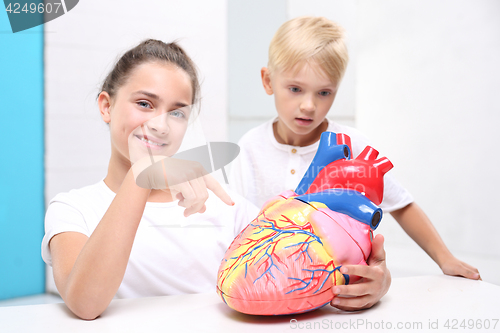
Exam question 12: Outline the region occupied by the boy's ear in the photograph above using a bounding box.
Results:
[98,91,112,123]
[261,67,274,95]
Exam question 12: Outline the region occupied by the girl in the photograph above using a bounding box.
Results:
[41,39,258,320]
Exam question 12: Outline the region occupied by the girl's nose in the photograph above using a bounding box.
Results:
[146,113,169,135]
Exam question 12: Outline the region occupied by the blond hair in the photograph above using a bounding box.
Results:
[268,16,349,82]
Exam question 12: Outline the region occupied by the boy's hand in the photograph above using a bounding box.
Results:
[330,234,391,311]
[131,155,234,216]
[439,255,481,280]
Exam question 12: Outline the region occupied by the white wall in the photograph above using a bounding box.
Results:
[355,0,500,280]
[227,0,288,142]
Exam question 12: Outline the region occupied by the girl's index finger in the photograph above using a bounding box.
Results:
[204,174,235,206]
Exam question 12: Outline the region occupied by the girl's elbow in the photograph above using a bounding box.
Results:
[74,308,101,321]
[64,289,108,320]
[68,300,105,320]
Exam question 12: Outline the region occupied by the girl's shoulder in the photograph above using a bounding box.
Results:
[48,180,114,213]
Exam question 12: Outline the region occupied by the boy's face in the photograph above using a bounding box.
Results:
[262,61,339,145]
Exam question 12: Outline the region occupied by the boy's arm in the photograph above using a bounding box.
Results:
[330,234,391,310]
[390,202,480,280]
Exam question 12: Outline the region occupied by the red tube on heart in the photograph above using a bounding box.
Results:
[305,146,393,205]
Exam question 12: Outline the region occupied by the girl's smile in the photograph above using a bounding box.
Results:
[134,133,167,148]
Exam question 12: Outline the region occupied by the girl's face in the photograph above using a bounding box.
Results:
[100,62,193,167]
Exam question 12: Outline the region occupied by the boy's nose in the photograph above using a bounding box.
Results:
[300,95,316,112]
[146,113,170,135]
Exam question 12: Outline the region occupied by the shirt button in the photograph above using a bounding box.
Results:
[291,148,297,154]
[291,169,295,175]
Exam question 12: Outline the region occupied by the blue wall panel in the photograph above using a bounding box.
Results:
[0,8,45,299]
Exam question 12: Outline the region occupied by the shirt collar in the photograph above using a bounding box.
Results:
[266,116,329,155]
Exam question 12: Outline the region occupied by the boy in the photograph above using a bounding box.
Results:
[229,16,479,309]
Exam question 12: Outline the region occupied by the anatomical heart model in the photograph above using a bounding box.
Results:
[217,132,393,315]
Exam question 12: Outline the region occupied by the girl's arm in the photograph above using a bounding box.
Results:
[390,202,480,279]
[50,161,234,320]
[50,169,150,320]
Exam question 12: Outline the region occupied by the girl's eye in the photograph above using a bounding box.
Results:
[319,91,331,97]
[168,110,185,118]
[289,87,301,93]
[137,101,152,109]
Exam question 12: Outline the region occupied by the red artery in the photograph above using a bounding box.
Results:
[306,146,393,205]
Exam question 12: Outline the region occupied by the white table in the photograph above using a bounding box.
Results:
[1,275,499,333]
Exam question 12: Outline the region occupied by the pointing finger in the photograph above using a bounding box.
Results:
[204,174,234,206]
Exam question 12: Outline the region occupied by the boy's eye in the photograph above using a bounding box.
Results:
[319,91,331,97]
[289,87,301,93]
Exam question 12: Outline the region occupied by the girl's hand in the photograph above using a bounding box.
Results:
[439,255,481,280]
[131,155,234,216]
[330,234,391,311]
[172,170,234,217]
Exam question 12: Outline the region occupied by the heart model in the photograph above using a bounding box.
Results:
[217,132,393,315]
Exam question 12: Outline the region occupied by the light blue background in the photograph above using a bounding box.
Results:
[0,8,45,299]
